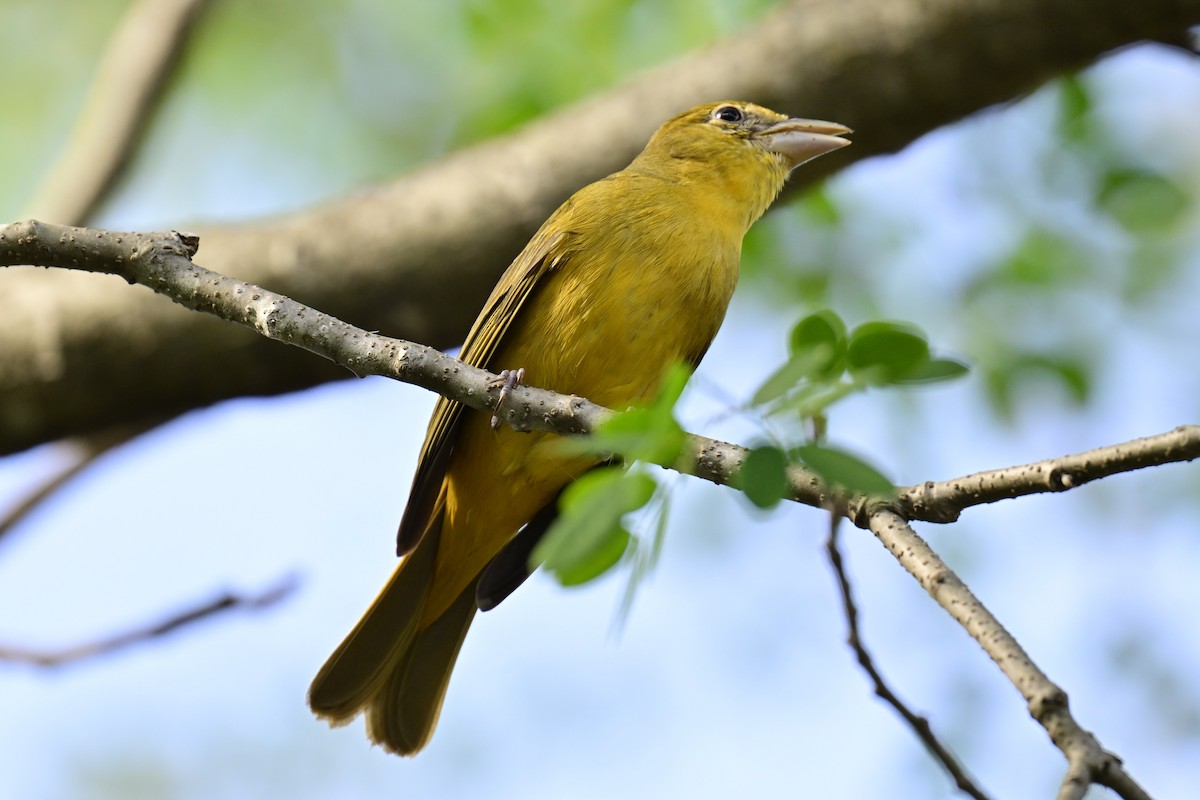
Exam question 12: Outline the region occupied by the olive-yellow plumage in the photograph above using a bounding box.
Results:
[308,101,850,754]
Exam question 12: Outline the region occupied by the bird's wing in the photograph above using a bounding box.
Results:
[395,220,575,555]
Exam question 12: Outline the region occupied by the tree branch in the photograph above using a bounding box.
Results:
[893,427,1200,523]
[0,428,136,547]
[0,219,832,505]
[867,510,1153,800]
[20,0,212,226]
[2,221,1195,525]
[824,511,991,800]
[0,574,297,667]
[2,0,1195,453]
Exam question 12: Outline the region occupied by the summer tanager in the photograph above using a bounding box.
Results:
[308,101,851,754]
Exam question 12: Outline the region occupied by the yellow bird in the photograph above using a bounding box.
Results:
[308,101,851,754]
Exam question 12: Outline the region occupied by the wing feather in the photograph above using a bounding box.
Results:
[395,222,574,554]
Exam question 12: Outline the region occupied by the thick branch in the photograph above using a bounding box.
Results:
[0,220,832,507]
[3,222,1196,526]
[867,510,1153,800]
[2,0,1196,453]
[21,0,211,226]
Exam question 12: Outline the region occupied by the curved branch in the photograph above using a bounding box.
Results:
[868,510,1153,800]
[0,428,136,547]
[824,512,991,799]
[21,0,212,226]
[2,0,1196,453]
[0,574,297,667]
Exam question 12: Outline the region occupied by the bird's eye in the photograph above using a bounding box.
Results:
[713,105,744,123]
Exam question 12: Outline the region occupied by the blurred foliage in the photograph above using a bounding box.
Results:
[456,0,777,139]
[2,0,776,220]
[1108,627,1200,739]
[742,64,1200,425]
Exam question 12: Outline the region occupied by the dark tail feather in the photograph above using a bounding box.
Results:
[367,580,478,754]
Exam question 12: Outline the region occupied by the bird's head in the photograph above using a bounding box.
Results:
[628,101,851,231]
[636,101,851,176]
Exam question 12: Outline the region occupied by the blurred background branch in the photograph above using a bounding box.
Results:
[0,573,297,667]
[21,0,211,226]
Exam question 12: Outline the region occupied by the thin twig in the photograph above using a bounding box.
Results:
[824,511,991,800]
[0,574,298,667]
[867,510,1153,800]
[0,428,138,547]
[893,426,1200,523]
[21,0,212,225]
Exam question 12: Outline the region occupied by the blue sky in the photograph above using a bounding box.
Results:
[2,10,1199,798]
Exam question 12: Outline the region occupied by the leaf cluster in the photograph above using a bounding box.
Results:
[534,312,968,586]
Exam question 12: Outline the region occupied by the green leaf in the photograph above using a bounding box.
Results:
[560,362,689,464]
[750,311,849,406]
[847,322,930,385]
[890,357,970,385]
[552,526,631,587]
[793,444,894,497]
[799,187,842,226]
[789,309,847,378]
[750,346,837,406]
[534,469,656,586]
[1098,169,1190,232]
[1055,74,1092,141]
[769,381,858,419]
[979,352,1094,422]
[739,445,790,509]
[593,407,687,465]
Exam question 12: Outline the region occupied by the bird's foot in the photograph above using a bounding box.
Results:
[488,368,525,430]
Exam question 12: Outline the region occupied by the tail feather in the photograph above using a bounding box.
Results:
[308,512,480,756]
[308,519,440,724]
[367,581,478,754]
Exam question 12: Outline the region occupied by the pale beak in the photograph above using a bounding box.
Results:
[761,118,852,169]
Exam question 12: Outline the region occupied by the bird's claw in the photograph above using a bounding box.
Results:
[489,368,525,429]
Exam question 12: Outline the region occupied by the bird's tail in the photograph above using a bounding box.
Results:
[307,518,478,755]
